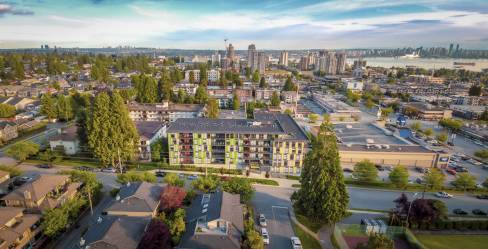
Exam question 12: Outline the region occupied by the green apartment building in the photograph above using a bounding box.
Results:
[167,113,309,174]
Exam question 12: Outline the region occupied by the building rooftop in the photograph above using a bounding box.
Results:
[49,126,78,141]
[134,121,165,141]
[105,181,163,215]
[128,102,204,112]
[1,174,70,203]
[167,113,309,141]
[83,216,149,249]
[405,102,446,112]
[339,144,434,153]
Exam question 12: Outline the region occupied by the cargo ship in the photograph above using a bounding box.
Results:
[453,62,476,66]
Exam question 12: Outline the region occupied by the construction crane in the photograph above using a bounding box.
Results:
[224,38,228,50]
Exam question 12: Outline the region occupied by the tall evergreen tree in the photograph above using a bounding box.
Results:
[41,93,57,120]
[283,77,297,91]
[142,76,158,103]
[232,94,240,110]
[259,77,267,88]
[194,86,208,104]
[109,92,139,165]
[292,121,349,223]
[252,70,260,83]
[270,91,280,107]
[87,92,112,165]
[56,95,74,121]
[207,99,219,119]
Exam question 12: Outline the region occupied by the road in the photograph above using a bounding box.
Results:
[252,185,296,249]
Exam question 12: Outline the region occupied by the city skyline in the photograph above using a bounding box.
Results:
[0,0,488,49]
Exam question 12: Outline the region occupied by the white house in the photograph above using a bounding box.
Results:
[49,126,80,155]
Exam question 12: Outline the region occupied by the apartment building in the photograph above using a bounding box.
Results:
[184,69,220,83]
[128,102,205,123]
[401,102,452,121]
[167,113,309,174]
[0,207,42,249]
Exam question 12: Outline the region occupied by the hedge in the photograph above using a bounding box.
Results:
[410,220,488,231]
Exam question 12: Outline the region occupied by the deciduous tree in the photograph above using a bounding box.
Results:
[222,177,254,203]
[138,220,170,249]
[6,141,39,161]
[160,186,187,212]
[423,168,445,190]
[389,166,409,188]
[353,160,378,182]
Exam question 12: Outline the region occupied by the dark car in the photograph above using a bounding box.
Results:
[447,142,454,146]
[472,209,487,216]
[155,170,166,177]
[76,166,93,171]
[37,164,52,169]
[375,165,385,171]
[343,168,354,173]
[476,195,488,200]
[453,209,468,215]
[454,166,468,173]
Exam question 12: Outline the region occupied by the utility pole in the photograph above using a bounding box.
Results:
[117,148,123,174]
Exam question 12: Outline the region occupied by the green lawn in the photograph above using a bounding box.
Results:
[295,214,324,233]
[292,222,322,249]
[416,234,488,249]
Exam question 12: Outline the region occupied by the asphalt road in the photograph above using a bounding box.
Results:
[252,185,296,249]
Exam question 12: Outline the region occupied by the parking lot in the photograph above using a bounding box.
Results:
[251,185,296,249]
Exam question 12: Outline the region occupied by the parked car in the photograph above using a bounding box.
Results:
[453,209,468,215]
[101,168,117,173]
[446,169,457,175]
[447,141,454,146]
[291,236,303,249]
[482,164,488,170]
[259,214,267,227]
[454,166,468,173]
[76,166,94,172]
[155,170,166,177]
[476,195,488,200]
[375,165,385,171]
[343,168,354,173]
[435,191,453,198]
[261,228,270,245]
[187,174,199,180]
[37,164,52,169]
[472,209,487,216]
[415,178,424,184]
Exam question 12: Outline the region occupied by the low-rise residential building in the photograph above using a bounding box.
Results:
[450,105,486,120]
[105,181,163,217]
[49,126,80,155]
[0,122,18,143]
[254,89,275,103]
[401,102,452,120]
[281,91,298,104]
[167,113,309,174]
[180,191,243,249]
[342,78,364,92]
[173,83,199,96]
[0,170,9,185]
[184,69,220,83]
[0,175,80,210]
[135,121,166,161]
[234,88,253,103]
[0,97,36,110]
[407,75,445,84]
[128,102,205,123]
[207,86,233,108]
[0,207,42,249]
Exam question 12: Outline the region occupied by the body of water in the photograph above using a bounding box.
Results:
[347,57,488,72]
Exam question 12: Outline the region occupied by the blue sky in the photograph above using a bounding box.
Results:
[0,0,487,49]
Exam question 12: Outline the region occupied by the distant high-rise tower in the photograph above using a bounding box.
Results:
[336,52,346,74]
[299,56,309,71]
[248,44,259,73]
[325,52,337,75]
[279,50,289,67]
[257,52,266,74]
[211,51,221,67]
[227,43,235,62]
[448,43,454,56]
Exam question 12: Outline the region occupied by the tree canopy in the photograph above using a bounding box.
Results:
[6,141,39,161]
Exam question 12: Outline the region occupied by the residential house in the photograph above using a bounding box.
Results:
[254,89,275,103]
[135,121,166,160]
[49,126,80,155]
[0,207,42,249]
[281,91,298,104]
[179,191,244,249]
[0,170,9,185]
[0,122,18,143]
[104,181,163,217]
[0,97,36,111]
[0,175,80,210]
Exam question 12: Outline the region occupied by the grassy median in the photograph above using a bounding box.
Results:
[416,234,488,249]
[292,222,322,249]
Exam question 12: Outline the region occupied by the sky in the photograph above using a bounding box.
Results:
[0,0,488,49]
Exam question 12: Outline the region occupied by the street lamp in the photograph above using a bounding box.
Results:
[405,192,419,227]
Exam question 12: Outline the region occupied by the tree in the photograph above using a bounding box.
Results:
[252,70,260,83]
[452,173,477,191]
[189,70,195,83]
[410,121,422,132]
[42,208,69,237]
[292,121,349,224]
[199,65,208,85]
[206,99,219,119]
[483,178,488,188]
[474,149,488,159]
[117,171,156,184]
[150,139,163,162]
[259,77,267,88]
[436,133,448,143]
[283,77,297,91]
[41,93,57,120]
[381,107,393,119]
[164,173,185,187]
[364,98,375,109]
[222,178,255,203]
[232,94,240,110]
[423,128,433,137]
[409,199,447,224]
[346,90,361,103]
[355,233,394,249]
[162,208,186,245]
[160,186,187,212]
[423,168,445,190]
[389,166,409,188]
[56,95,74,121]
[468,85,482,96]
[309,113,319,124]
[439,118,463,131]
[192,175,220,193]
[480,108,488,121]
[270,91,280,107]
[88,92,139,167]
[244,229,264,249]
[353,160,378,182]
[194,85,208,104]
[6,141,39,161]
[0,165,22,177]
[39,149,62,166]
[0,104,16,118]
[138,220,170,249]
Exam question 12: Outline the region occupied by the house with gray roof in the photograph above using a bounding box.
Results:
[179,191,244,249]
[134,121,166,161]
[104,181,163,217]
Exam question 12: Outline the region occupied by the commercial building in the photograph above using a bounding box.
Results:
[128,102,205,123]
[312,93,361,122]
[401,102,452,121]
[167,113,309,174]
[279,50,289,66]
[339,144,450,168]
